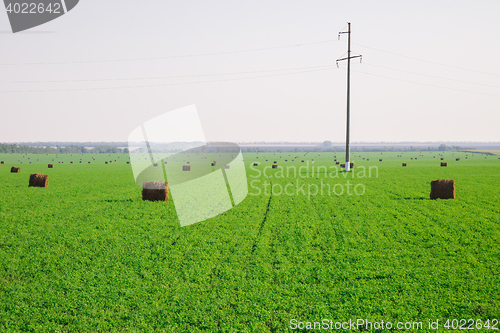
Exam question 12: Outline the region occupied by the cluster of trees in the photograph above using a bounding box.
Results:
[0,143,127,154]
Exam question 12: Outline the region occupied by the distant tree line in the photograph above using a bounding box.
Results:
[13,141,129,147]
[0,143,127,154]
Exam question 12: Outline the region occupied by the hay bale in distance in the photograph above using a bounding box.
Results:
[272,164,278,169]
[430,179,455,199]
[142,182,169,202]
[11,166,20,173]
[183,165,191,171]
[441,162,447,167]
[48,164,54,168]
[402,163,407,167]
[29,173,49,188]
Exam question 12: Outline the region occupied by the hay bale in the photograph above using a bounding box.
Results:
[441,162,447,167]
[225,165,230,169]
[48,164,53,168]
[183,165,191,171]
[272,164,278,169]
[11,166,20,173]
[430,179,455,199]
[253,163,258,166]
[402,163,407,167]
[142,182,169,202]
[29,173,49,188]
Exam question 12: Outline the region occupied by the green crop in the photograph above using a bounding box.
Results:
[0,151,498,332]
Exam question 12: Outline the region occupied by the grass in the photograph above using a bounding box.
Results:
[0,151,499,332]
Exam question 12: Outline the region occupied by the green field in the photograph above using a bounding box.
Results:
[0,151,499,332]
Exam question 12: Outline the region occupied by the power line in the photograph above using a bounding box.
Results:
[363,62,499,89]
[352,42,500,77]
[352,69,500,97]
[2,64,335,84]
[0,67,335,93]
[0,39,338,66]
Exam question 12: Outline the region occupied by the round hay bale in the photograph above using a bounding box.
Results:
[430,179,455,199]
[11,166,20,173]
[29,173,49,188]
[142,182,169,202]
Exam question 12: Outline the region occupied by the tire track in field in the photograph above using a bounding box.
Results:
[251,188,273,255]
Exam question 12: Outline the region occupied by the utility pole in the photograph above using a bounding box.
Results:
[337,22,361,172]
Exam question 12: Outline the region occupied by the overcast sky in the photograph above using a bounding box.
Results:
[0,0,499,143]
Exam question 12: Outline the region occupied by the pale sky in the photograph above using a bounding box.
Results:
[0,0,499,143]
